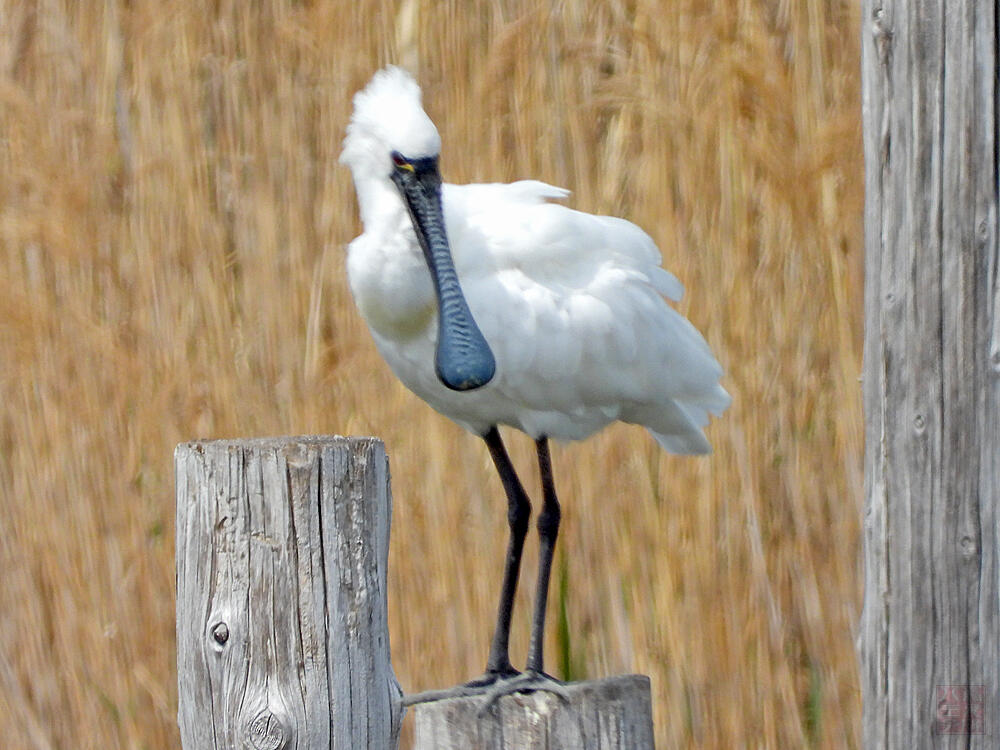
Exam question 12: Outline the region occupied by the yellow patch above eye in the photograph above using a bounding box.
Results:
[399,162,415,172]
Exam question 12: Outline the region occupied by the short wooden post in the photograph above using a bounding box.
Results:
[412,675,655,749]
[175,436,403,749]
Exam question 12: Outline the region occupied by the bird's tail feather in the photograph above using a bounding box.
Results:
[625,399,714,455]
[650,428,712,455]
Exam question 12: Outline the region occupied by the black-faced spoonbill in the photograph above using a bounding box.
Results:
[340,67,730,704]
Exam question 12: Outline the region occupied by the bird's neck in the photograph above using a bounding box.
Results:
[351,174,408,231]
[346,172,437,343]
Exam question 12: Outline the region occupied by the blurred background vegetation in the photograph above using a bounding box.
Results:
[0,1,863,747]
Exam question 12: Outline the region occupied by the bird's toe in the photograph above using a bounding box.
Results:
[476,670,569,715]
[398,669,567,709]
[464,667,520,689]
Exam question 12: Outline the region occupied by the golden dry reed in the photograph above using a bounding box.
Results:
[0,1,863,747]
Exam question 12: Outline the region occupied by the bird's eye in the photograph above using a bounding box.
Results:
[391,152,409,168]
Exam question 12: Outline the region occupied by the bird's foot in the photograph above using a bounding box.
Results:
[463,666,521,689]
[399,668,569,710]
[477,670,569,714]
[399,668,519,707]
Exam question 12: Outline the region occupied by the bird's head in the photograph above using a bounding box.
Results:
[340,66,441,180]
[341,68,496,392]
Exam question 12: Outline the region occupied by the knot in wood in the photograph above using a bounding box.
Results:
[960,534,977,559]
[870,5,892,64]
[246,710,289,750]
[211,621,229,646]
[976,218,990,246]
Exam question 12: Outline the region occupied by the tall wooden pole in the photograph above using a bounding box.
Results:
[861,1,999,746]
[175,437,403,749]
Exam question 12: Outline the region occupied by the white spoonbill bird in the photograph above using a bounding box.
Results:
[341,67,730,703]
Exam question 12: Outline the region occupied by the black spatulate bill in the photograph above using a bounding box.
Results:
[390,154,496,391]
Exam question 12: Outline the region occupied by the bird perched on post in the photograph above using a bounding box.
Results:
[341,66,730,703]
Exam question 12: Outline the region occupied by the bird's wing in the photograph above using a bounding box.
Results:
[496,179,571,203]
[444,182,728,435]
[444,181,684,300]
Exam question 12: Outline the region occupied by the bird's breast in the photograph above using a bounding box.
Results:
[346,234,436,342]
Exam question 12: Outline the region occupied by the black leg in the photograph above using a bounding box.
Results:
[480,426,531,678]
[526,436,560,674]
[400,431,569,708]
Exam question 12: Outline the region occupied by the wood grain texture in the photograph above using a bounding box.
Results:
[175,436,403,749]
[861,0,999,746]
[412,675,654,749]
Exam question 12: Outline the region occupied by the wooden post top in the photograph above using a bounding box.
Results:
[412,674,655,750]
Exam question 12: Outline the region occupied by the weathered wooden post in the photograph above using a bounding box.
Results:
[175,436,403,749]
[861,0,999,746]
[411,675,655,749]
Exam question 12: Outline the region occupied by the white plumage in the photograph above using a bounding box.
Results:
[341,67,730,454]
[341,65,732,701]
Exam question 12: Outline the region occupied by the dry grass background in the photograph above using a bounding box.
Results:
[0,0,863,747]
